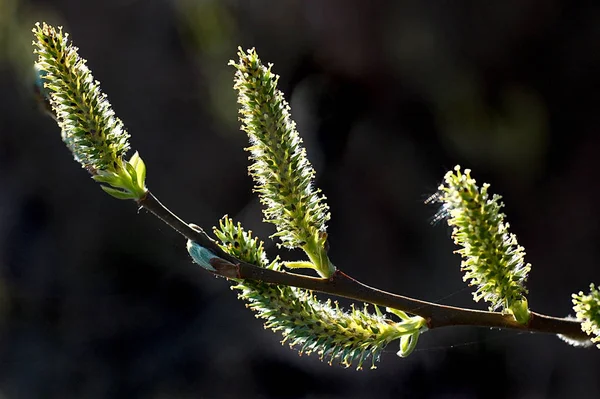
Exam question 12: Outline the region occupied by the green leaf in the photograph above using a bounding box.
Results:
[123,159,137,187]
[129,151,141,168]
[387,307,412,322]
[397,333,419,358]
[92,172,122,185]
[283,261,319,271]
[100,185,136,200]
[130,151,147,189]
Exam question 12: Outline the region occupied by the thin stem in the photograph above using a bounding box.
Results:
[138,190,589,342]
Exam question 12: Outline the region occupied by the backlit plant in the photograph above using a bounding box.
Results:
[33,22,598,369]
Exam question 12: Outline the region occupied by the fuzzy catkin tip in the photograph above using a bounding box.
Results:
[572,284,600,348]
[229,48,332,277]
[213,216,427,369]
[433,166,531,324]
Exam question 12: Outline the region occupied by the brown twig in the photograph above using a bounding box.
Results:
[138,190,589,342]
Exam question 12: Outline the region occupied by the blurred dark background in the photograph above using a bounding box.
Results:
[1,0,600,398]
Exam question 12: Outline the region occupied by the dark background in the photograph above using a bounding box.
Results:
[1,0,600,398]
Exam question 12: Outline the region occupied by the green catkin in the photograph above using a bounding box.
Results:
[33,22,146,200]
[230,48,333,277]
[212,216,427,369]
[33,23,129,171]
[433,166,531,324]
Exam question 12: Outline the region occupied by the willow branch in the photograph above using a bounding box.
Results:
[138,190,588,342]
